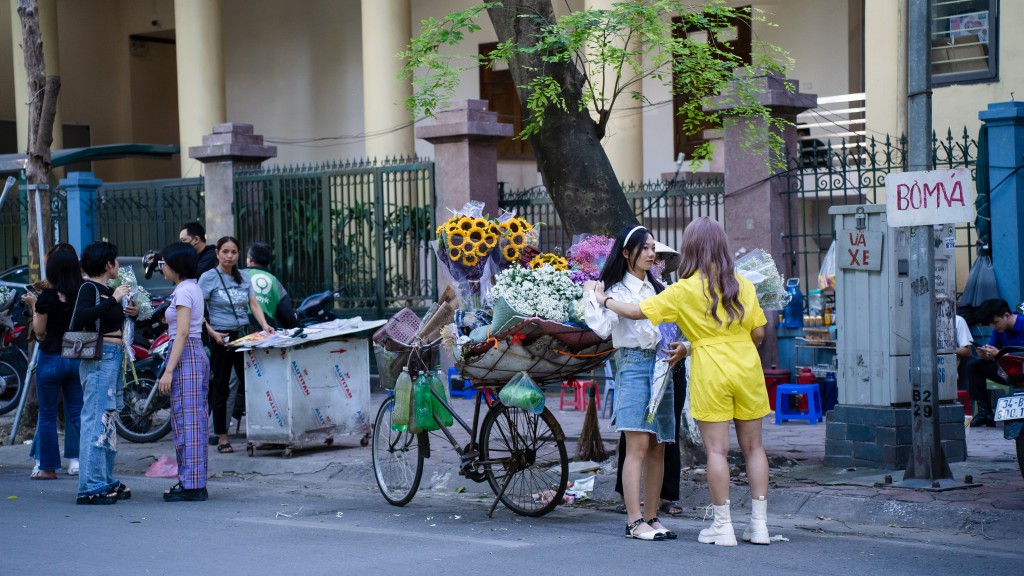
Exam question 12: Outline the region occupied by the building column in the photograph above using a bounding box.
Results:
[584,0,643,185]
[189,123,276,242]
[60,171,101,252]
[415,99,512,225]
[360,0,414,160]
[979,101,1024,305]
[9,0,62,153]
[174,0,226,177]
[709,69,816,368]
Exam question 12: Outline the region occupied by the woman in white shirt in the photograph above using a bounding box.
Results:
[584,226,676,541]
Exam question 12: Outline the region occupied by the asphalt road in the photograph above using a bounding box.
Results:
[1,468,1017,576]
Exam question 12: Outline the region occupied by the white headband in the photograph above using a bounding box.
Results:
[623,225,646,247]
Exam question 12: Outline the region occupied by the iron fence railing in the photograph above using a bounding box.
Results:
[234,158,436,318]
[782,127,978,295]
[90,178,205,257]
[498,176,726,254]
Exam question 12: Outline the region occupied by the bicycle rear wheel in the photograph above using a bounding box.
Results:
[372,396,424,506]
[480,404,568,517]
[0,359,23,416]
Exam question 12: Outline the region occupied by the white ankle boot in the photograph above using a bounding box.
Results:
[742,496,770,544]
[698,500,737,546]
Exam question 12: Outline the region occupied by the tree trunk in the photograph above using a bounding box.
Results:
[488,0,637,237]
[18,0,59,280]
[15,0,60,446]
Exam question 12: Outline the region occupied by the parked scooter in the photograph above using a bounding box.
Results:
[295,289,341,326]
[115,332,171,443]
[994,346,1024,479]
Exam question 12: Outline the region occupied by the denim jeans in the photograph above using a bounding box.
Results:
[77,343,123,497]
[34,351,82,471]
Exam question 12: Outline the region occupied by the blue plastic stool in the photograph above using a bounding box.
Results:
[774,383,822,425]
[447,366,476,399]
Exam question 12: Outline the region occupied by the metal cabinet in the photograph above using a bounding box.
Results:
[830,205,957,406]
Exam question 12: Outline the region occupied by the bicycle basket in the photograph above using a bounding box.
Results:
[373,341,441,389]
[372,307,422,351]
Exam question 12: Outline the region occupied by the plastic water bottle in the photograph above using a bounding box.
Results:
[429,368,453,427]
[392,367,412,431]
[783,278,805,328]
[414,372,437,432]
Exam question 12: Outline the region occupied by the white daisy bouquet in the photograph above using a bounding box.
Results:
[735,248,791,310]
[489,264,581,333]
[109,267,155,359]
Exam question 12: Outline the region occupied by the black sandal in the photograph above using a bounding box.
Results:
[217,443,234,453]
[646,516,677,539]
[164,482,209,502]
[114,482,132,500]
[76,490,118,505]
[626,518,665,541]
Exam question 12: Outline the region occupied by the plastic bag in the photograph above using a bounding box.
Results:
[145,455,178,478]
[498,371,546,414]
[646,323,681,423]
[818,241,836,290]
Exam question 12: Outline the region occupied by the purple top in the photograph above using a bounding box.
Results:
[166,279,204,339]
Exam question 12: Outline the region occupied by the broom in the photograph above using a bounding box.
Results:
[576,380,607,462]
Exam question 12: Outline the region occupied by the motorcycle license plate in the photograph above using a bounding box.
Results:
[994,394,1024,421]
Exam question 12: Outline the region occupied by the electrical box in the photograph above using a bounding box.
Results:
[830,205,957,406]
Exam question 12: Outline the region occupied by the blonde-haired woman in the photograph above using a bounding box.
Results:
[597,217,771,546]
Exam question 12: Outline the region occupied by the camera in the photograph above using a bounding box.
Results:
[143,249,160,279]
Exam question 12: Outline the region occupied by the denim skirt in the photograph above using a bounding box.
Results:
[613,347,676,443]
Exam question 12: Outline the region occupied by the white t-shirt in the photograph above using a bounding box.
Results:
[955,315,972,348]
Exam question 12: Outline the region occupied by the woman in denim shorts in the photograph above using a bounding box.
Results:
[584,226,677,541]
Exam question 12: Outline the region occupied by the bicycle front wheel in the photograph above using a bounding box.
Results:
[0,360,23,416]
[372,396,424,506]
[480,404,569,517]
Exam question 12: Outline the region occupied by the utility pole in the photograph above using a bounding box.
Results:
[900,0,952,485]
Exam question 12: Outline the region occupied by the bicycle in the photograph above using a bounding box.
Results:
[370,341,570,518]
[0,324,30,416]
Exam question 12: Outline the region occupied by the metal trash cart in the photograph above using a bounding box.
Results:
[234,319,386,458]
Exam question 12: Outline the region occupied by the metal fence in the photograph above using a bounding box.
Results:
[234,158,436,318]
[498,176,726,253]
[782,127,978,293]
[90,178,205,257]
[0,187,68,269]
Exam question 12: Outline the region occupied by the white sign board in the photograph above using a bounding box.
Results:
[837,229,884,271]
[885,168,976,227]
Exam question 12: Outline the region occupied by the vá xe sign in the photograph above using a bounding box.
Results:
[838,229,884,271]
[884,168,976,227]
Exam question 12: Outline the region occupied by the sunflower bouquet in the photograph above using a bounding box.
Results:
[496,213,539,265]
[528,252,568,271]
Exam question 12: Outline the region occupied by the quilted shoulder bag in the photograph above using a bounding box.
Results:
[61,283,103,360]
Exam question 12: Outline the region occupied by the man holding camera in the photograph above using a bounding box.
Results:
[179,223,218,276]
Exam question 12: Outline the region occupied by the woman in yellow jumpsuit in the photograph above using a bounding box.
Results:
[596,217,771,546]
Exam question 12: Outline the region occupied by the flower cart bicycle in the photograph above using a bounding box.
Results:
[371,317,614,517]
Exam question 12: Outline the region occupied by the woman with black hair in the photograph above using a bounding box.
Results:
[73,241,137,505]
[156,242,211,501]
[23,244,83,480]
[583,225,676,541]
[199,237,274,453]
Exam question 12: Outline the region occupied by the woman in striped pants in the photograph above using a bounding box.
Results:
[156,242,211,502]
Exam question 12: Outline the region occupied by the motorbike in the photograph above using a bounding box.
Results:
[0,324,29,416]
[994,346,1024,479]
[115,331,172,443]
[295,289,341,326]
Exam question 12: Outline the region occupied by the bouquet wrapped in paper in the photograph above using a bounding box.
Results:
[735,248,791,311]
[566,234,614,284]
[109,267,155,360]
[488,264,582,334]
[646,323,682,423]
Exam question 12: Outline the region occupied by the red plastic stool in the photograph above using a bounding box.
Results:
[957,390,972,416]
[560,378,599,411]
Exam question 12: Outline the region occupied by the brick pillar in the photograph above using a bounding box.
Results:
[979,101,1024,304]
[188,123,276,242]
[415,100,513,224]
[708,69,816,368]
[60,171,101,253]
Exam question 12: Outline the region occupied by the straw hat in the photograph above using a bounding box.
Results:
[654,240,681,274]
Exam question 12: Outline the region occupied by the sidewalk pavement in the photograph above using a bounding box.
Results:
[2,392,1022,540]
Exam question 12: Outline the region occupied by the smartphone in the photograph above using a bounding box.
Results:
[24,284,37,294]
